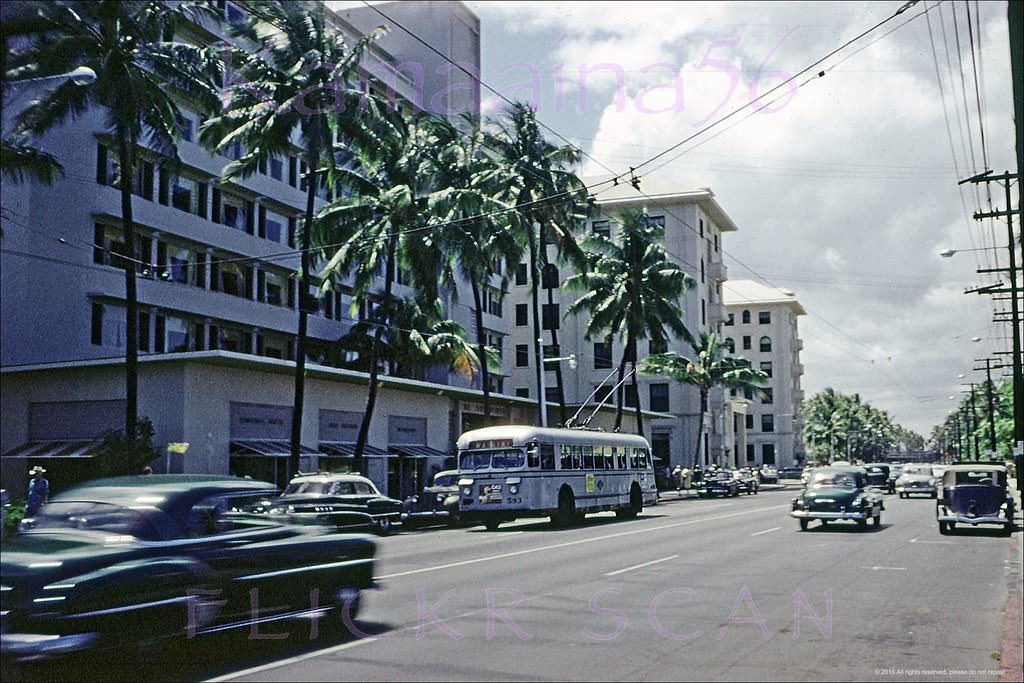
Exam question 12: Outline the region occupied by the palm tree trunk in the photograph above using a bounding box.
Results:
[469,279,491,420]
[692,387,708,469]
[355,231,398,474]
[613,353,628,431]
[290,140,318,480]
[117,135,138,439]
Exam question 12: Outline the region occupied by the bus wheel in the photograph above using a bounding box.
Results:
[552,487,576,527]
[484,518,501,530]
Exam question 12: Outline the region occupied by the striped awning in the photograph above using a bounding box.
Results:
[2,440,103,459]
[230,440,319,457]
[390,445,451,459]
[318,442,389,457]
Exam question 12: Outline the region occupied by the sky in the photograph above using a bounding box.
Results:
[344,1,1018,439]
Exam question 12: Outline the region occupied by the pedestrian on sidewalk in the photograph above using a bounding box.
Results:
[673,465,683,492]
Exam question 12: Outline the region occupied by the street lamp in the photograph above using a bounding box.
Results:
[2,66,97,137]
[938,246,998,258]
[537,338,576,428]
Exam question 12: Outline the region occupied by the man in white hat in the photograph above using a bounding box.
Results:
[27,466,49,517]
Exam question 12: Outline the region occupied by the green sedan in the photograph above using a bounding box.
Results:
[791,466,885,531]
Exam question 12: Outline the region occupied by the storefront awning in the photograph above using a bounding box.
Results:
[390,445,451,459]
[318,442,389,457]
[230,440,319,457]
[2,440,103,459]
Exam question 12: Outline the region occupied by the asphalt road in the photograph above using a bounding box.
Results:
[14,488,1019,682]
[192,488,1021,683]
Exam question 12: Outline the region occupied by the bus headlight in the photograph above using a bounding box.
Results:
[509,484,519,495]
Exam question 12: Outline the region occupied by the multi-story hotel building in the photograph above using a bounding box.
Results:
[504,179,745,472]
[722,279,807,468]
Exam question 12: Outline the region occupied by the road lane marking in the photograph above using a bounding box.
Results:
[909,537,956,545]
[861,566,907,571]
[377,503,790,580]
[751,527,780,537]
[605,554,679,576]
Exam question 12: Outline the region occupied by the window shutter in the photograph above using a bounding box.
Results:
[211,187,221,223]
[96,143,107,184]
[197,182,208,218]
[245,200,255,234]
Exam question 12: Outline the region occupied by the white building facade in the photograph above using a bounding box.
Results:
[722,280,807,468]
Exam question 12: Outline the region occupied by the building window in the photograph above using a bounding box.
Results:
[170,175,201,214]
[90,303,126,348]
[761,443,776,465]
[760,361,772,377]
[220,193,247,231]
[699,218,704,236]
[759,311,771,324]
[268,156,284,181]
[746,444,755,462]
[646,215,665,228]
[701,299,706,325]
[761,414,774,432]
[542,263,559,289]
[515,344,529,367]
[91,303,104,345]
[649,383,669,412]
[484,287,502,317]
[264,271,288,306]
[724,337,735,353]
[592,219,610,237]
[745,414,754,429]
[542,303,559,330]
[725,312,734,326]
[622,383,638,408]
[515,304,528,327]
[263,208,287,243]
[742,335,751,350]
[515,387,530,398]
[760,336,772,352]
[545,386,560,403]
[741,310,751,324]
[761,388,773,404]
[594,341,612,369]
[515,263,528,286]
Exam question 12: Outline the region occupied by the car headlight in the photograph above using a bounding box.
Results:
[436,493,446,504]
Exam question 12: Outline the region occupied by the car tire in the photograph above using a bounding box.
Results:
[799,519,808,531]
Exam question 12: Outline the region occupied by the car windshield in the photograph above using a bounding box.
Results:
[282,481,331,495]
[27,501,173,541]
[810,472,856,488]
[459,448,525,470]
[903,466,933,476]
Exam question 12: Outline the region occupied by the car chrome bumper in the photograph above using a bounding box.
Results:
[896,486,936,494]
[1,631,99,660]
[937,513,1009,526]
[791,510,870,521]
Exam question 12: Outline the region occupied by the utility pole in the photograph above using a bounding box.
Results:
[975,357,1001,453]
[960,171,1022,470]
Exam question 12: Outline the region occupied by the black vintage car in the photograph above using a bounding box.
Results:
[791,466,884,531]
[402,470,461,529]
[936,464,1015,535]
[1,475,376,663]
[733,468,760,495]
[863,464,893,493]
[700,470,740,497]
[254,473,404,536]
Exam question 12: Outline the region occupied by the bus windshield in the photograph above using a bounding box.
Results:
[459,448,525,470]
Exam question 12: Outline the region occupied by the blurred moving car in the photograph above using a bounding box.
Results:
[790,466,884,531]
[758,466,778,484]
[252,472,404,535]
[800,466,815,486]
[1,475,376,663]
[733,469,760,495]
[936,464,1015,535]
[700,470,740,497]
[887,465,903,492]
[863,464,893,493]
[402,470,461,529]
[895,464,938,499]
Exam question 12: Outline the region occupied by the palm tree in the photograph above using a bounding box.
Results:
[422,114,519,420]
[639,332,768,468]
[199,1,375,478]
[566,207,692,436]
[314,109,441,473]
[486,103,588,426]
[5,0,220,437]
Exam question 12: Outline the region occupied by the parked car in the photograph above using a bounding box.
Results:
[700,470,740,497]
[936,464,1015,535]
[790,466,884,531]
[758,466,778,484]
[863,464,893,493]
[1,475,376,663]
[776,466,804,480]
[887,464,903,492]
[733,468,759,495]
[402,470,461,529]
[895,463,938,498]
[251,473,404,535]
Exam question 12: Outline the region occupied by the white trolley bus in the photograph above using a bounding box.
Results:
[455,425,659,530]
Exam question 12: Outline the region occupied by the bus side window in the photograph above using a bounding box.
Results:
[560,444,572,470]
[583,445,594,469]
[604,447,613,470]
[527,444,540,468]
[540,444,555,470]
